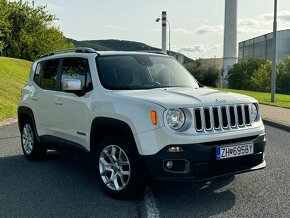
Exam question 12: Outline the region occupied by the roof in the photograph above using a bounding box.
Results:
[38,47,167,61]
[239,29,290,44]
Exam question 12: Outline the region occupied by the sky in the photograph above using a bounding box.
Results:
[32,0,290,59]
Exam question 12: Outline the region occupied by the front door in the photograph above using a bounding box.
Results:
[52,57,93,150]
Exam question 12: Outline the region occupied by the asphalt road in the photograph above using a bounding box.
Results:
[0,123,289,218]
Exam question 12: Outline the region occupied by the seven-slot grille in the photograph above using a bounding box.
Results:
[193,105,251,132]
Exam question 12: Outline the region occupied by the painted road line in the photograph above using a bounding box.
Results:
[144,187,160,218]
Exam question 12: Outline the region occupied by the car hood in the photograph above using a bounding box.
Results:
[112,87,257,108]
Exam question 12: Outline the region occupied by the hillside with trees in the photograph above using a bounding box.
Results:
[0,0,72,61]
[67,38,155,52]
[68,38,193,63]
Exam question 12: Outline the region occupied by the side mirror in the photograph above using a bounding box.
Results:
[62,79,82,91]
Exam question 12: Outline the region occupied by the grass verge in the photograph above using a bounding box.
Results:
[217,88,290,109]
[0,57,32,121]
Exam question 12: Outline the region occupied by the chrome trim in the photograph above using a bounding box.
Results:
[193,104,252,133]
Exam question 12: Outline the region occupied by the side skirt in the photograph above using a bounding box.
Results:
[40,135,90,158]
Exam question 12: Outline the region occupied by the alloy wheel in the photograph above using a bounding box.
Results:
[22,124,34,155]
[99,145,131,191]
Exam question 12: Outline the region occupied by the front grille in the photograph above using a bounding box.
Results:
[193,105,251,132]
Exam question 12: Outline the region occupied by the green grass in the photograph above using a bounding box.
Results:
[0,57,32,121]
[217,88,290,108]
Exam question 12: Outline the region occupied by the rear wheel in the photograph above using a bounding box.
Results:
[21,119,47,160]
[95,135,144,199]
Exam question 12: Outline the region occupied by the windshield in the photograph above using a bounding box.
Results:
[96,54,199,90]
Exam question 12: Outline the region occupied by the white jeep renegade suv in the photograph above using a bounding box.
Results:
[18,48,266,199]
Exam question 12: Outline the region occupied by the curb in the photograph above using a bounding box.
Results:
[0,118,18,127]
[263,119,290,132]
[260,103,290,110]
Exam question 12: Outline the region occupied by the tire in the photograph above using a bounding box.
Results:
[95,135,145,199]
[20,119,47,161]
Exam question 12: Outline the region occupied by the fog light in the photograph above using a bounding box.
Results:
[163,160,190,173]
[168,146,183,153]
[165,161,173,169]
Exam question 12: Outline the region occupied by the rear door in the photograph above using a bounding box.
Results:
[33,59,61,136]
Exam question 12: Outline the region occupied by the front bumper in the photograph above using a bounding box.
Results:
[143,134,266,181]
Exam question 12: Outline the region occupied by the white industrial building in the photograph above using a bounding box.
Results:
[238,29,290,62]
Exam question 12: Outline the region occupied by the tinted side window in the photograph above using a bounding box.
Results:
[33,63,41,86]
[61,58,92,92]
[39,59,59,90]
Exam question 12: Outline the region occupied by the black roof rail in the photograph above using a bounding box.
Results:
[39,47,98,58]
[138,50,168,55]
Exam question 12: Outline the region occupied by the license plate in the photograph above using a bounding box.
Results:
[216,143,254,160]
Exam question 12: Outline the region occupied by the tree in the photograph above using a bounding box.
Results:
[1,0,72,60]
[0,0,10,53]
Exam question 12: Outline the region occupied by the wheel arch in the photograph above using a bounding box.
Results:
[90,117,140,155]
[18,106,40,141]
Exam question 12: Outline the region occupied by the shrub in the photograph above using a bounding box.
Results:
[184,60,220,87]
[226,57,290,94]
[250,61,271,92]
[277,57,290,94]
[227,58,268,90]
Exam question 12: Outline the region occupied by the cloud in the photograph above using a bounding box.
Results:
[170,44,178,50]
[239,11,290,34]
[171,28,193,35]
[278,11,290,22]
[238,19,257,27]
[259,11,290,22]
[178,44,208,53]
[104,25,128,30]
[149,28,192,35]
[148,28,160,32]
[46,3,62,12]
[238,18,272,34]
[196,25,223,35]
[195,10,290,37]
[211,43,223,50]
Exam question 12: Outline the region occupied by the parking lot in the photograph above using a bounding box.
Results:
[0,123,289,217]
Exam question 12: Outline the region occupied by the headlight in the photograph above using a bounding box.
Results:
[250,103,259,121]
[166,109,185,130]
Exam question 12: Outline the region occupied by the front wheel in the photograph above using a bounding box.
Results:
[95,135,144,199]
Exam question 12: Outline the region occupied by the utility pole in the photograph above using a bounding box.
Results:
[161,11,167,53]
[156,14,170,54]
[271,0,278,103]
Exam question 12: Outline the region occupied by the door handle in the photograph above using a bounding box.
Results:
[54,99,63,105]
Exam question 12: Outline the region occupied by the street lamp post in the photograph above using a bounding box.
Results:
[155,18,171,53]
[271,0,278,103]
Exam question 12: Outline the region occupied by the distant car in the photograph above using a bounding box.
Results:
[18,48,266,199]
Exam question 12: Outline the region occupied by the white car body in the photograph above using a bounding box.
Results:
[18,48,266,197]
